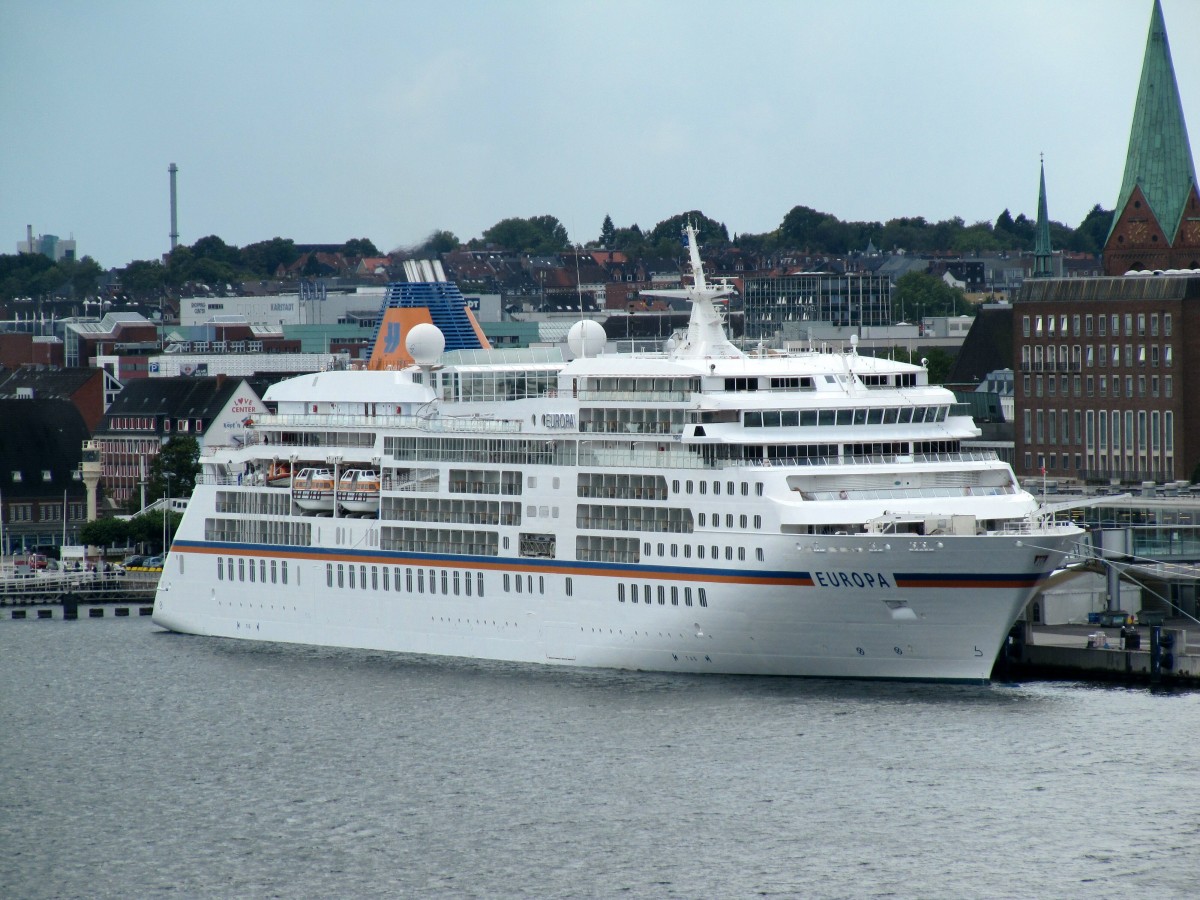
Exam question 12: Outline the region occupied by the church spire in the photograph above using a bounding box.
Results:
[1110,0,1197,242]
[1033,156,1053,278]
[1103,0,1200,274]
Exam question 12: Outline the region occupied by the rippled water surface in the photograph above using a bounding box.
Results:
[3,617,1199,898]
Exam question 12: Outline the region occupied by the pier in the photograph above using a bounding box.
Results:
[1,570,158,620]
[1001,618,1200,685]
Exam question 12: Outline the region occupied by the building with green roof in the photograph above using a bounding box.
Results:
[1104,0,1200,274]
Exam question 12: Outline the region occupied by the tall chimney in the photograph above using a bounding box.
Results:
[26,224,33,253]
[168,163,179,251]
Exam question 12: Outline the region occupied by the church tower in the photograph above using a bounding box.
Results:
[1103,0,1200,275]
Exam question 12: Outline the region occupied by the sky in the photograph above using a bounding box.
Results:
[3,0,1199,270]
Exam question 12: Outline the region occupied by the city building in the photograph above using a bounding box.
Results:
[741,272,893,340]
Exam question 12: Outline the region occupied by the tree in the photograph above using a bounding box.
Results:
[892,271,966,319]
[127,508,183,553]
[649,210,729,252]
[341,238,379,258]
[482,216,569,254]
[599,215,616,248]
[1064,204,1114,253]
[240,238,298,277]
[121,259,168,297]
[413,230,459,256]
[148,436,200,504]
[80,517,130,553]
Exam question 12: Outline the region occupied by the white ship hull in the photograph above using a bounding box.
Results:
[154,484,1077,682]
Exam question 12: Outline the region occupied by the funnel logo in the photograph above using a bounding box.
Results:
[383,321,402,354]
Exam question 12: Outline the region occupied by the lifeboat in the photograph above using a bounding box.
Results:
[338,469,381,514]
[292,467,335,511]
[264,461,293,487]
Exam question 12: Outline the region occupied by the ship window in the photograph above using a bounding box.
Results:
[419,569,426,593]
[539,576,544,595]
[740,515,748,528]
[756,483,763,496]
[218,559,224,581]
[527,476,536,488]
[503,573,510,592]
[260,560,266,583]
[429,569,437,595]
[686,481,694,494]
[755,515,762,528]
[441,570,448,594]
[618,583,626,602]
[726,514,733,528]
[406,568,413,592]
[738,547,746,561]
[671,586,679,605]
[383,567,390,591]
[714,481,721,495]
[271,559,277,584]
[326,563,332,588]
[672,480,681,493]
[644,542,651,556]
[337,564,344,588]
[684,545,692,558]
[348,565,355,589]
[741,482,749,496]
[227,558,234,581]
[565,576,573,597]
[756,548,764,562]
[725,547,733,560]
[657,585,665,604]
[372,567,378,591]
[527,575,533,594]
[282,561,288,585]
[685,587,693,606]
[699,482,707,495]
[657,543,665,556]
[239,558,245,581]
[453,570,460,595]
[698,545,705,559]
[712,545,718,559]
[699,588,708,608]
[698,513,706,526]
[477,572,484,596]
[781,410,798,426]
[671,544,678,557]
[515,574,522,593]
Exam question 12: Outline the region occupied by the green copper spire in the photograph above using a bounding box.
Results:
[1110,0,1198,241]
[1033,157,1053,277]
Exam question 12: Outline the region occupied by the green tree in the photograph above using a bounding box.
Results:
[482,216,569,254]
[1064,204,1113,253]
[148,436,200,503]
[341,238,379,258]
[121,259,168,297]
[599,214,616,247]
[892,271,966,319]
[127,508,182,552]
[240,238,298,277]
[80,517,130,553]
[649,210,728,252]
[414,230,459,256]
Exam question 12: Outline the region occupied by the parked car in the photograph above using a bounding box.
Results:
[122,555,146,569]
[143,556,165,569]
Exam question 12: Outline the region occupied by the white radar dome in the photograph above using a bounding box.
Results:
[567,319,606,358]
[406,322,445,366]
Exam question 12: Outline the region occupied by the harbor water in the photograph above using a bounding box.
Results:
[3,617,1199,899]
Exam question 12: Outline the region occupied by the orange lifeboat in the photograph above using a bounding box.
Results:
[293,467,335,511]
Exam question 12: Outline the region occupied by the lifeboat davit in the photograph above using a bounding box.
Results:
[293,467,335,511]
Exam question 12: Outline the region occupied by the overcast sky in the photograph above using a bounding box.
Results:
[3,0,1198,270]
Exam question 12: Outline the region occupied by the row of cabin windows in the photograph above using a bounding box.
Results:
[671,479,765,497]
[219,557,289,584]
[743,406,948,428]
[1022,312,1173,339]
[619,583,708,607]
[644,540,766,562]
[325,563,486,597]
[693,514,764,530]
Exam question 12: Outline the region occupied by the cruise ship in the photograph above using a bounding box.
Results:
[153,227,1085,682]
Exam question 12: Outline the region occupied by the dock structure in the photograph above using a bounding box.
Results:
[1002,619,1200,684]
[1,571,158,618]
